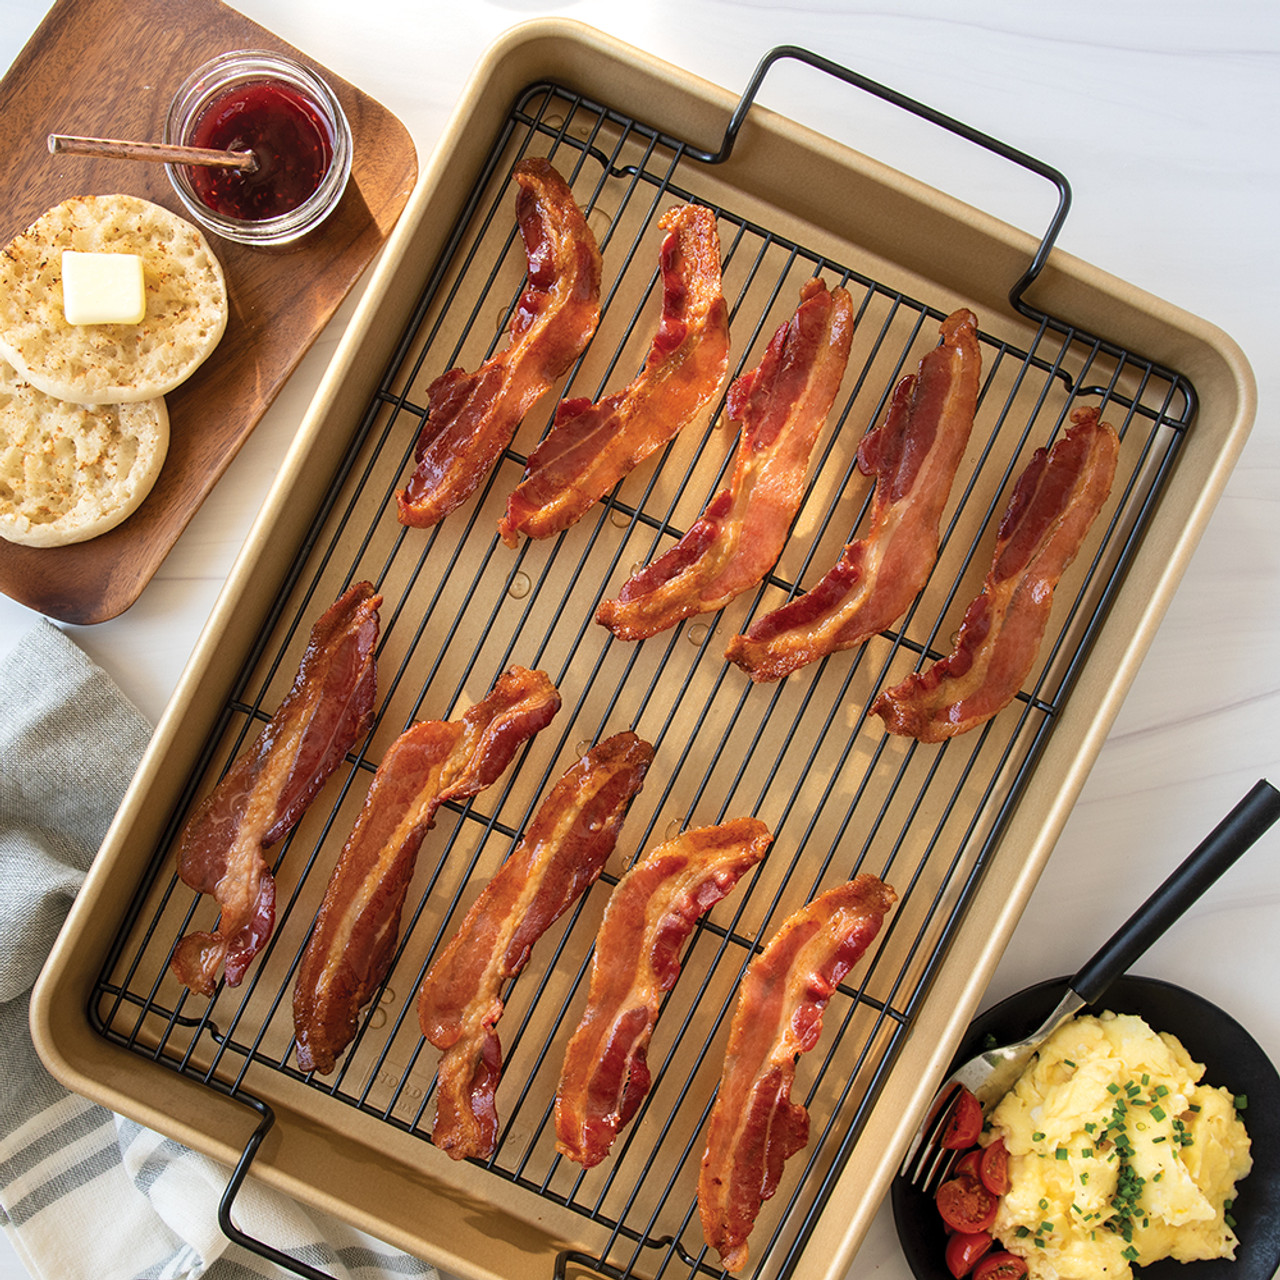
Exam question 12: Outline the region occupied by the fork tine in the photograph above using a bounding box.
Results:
[900,1080,963,1189]
[900,1080,958,1174]
[917,1140,959,1195]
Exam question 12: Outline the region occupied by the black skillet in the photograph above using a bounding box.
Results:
[891,780,1280,1280]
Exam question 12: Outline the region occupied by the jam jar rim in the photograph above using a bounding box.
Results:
[164,49,352,246]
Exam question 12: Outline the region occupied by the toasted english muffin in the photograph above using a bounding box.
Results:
[0,358,169,546]
[0,194,227,404]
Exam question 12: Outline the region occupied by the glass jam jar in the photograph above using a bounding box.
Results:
[165,50,352,247]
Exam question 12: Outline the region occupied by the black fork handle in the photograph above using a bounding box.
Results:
[1070,778,1280,1006]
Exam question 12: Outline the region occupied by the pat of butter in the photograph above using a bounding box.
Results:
[61,251,146,325]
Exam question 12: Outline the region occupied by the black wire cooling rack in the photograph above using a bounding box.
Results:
[86,48,1195,1280]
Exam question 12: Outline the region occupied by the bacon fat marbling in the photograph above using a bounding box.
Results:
[698,874,896,1273]
[498,204,729,545]
[396,158,602,528]
[417,731,653,1161]
[596,278,853,641]
[292,667,561,1074]
[871,406,1119,741]
[555,817,772,1167]
[170,582,380,996]
[725,308,981,682]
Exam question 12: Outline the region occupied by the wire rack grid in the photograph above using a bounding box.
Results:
[88,71,1194,1280]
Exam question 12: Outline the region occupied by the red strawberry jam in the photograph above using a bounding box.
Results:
[188,79,333,220]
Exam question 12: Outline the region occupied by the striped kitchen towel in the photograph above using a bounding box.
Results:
[0,619,440,1280]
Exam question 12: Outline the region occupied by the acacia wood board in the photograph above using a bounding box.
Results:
[0,0,417,623]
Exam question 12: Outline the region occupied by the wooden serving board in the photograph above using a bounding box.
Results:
[0,0,417,623]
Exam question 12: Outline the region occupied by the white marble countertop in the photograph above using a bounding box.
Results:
[2,2,1277,1278]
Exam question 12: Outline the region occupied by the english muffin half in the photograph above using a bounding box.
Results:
[0,358,169,547]
[0,194,228,404]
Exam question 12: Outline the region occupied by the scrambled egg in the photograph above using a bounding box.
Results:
[988,1011,1251,1279]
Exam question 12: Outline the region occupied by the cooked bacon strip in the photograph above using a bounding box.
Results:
[725,308,981,682]
[418,731,654,1161]
[698,874,897,1273]
[871,406,1119,741]
[396,157,602,528]
[555,817,773,1167]
[596,280,854,641]
[170,582,381,996]
[497,204,730,546]
[292,668,561,1074]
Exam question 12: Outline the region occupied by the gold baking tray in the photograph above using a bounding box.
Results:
[31,19,1254,1280]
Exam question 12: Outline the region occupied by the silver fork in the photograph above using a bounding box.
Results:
[901,778,1280,1194]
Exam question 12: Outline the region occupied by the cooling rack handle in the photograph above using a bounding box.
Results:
[691,44,1072,312]
[218,1097,339,1280]
[555,1249,611,1278]
[554,1244,701,1278]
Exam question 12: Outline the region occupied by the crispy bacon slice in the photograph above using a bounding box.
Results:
[395,157,602,528]
[698,874,897,1273]
[291,668,561,1075]
[170,582,381,996]
[871,406,1119,741]
[418,731,654,1161]
[497,203,730,546]
[725,308,981,682]
[595,279,854,641]
[555,817,773,1168]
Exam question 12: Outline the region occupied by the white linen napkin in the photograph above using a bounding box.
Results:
[0,619,441,1280]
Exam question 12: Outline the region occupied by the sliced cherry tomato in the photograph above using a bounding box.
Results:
[944,1230,994,1278]
[936,1172,999,1234]
[972,1251,1029,1279]
[978,1138,1011,1195]
[954,1150,984,1181]
[940,1086,984,1149]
